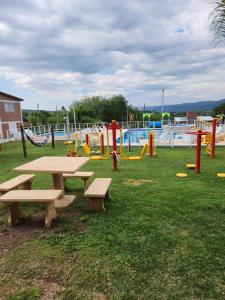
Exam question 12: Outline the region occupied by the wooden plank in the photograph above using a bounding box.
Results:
[63,171,94,179]
[14,156,90,174]
[85,178,112,197]
[0,190,62,202]
[0,174,35,192]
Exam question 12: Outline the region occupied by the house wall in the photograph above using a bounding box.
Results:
[0,95,23,139]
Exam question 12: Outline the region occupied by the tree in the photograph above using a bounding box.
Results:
[210,1,225,45]
[213,102,225,115]
[69,95,131,123]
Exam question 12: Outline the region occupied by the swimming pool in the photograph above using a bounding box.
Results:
[117,129,161,144]
[116,126,195,145]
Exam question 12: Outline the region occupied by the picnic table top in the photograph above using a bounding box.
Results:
[14,156,90,174]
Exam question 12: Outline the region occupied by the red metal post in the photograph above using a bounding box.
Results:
[196,129,202,174]
[111,120,118,171]
[106,120,121,171]
[186,130,208,174]
[149,133,153,158]
[112,120,117,171]
[211,118,216,159]
[100,133,104,155]
[86,133,89,146]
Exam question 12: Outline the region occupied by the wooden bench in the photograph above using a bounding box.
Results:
[63,171,94,191]
[84,178,112,212]
[0,174,35,194]
[0,190,63,228]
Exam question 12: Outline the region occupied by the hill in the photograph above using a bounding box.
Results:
[141,98,225,113]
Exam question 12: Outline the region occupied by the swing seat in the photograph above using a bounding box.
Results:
[91,156,108,160]
[64,141,74,145]
[122,144,148,160]
[126,156,142,160]
[83,143,109,160]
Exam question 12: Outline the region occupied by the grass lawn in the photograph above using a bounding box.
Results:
[0,141,225,299]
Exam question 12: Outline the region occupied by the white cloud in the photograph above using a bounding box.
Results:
[0,0,224,109]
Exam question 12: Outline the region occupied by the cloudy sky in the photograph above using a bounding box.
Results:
[0,0,224,110]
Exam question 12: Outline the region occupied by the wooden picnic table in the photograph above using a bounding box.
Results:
[13,156,90,208]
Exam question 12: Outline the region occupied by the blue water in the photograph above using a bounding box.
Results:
[54,131,66,137]
[117,129,161,144]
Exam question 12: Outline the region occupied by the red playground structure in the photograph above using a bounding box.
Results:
[186,129,209,174]
[106,120,122,171]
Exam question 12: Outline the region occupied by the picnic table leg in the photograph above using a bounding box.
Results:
[52,174,65,195]
[83,178,88,191]
[105,191,111,203]
[7,203,23,226]
[52,173,76,208]
[89,197,105,213]
[45,202,57,228]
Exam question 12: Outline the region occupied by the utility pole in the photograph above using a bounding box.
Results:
[61,106,70,140]
[161,89,165,125]
[73,101,76,131]
[37,103,40,125]
[56,105,59,125]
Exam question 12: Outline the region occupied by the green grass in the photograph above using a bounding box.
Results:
[1,141,225,299]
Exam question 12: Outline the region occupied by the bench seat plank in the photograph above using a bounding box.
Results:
[85,178,111,198]
[0,174,35,192]
[0,190,62,202]
[63,171,94,179]
[63,171,94,191]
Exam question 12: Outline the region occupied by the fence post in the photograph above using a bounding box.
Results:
[51,125,55,149]
[20,125,27,158]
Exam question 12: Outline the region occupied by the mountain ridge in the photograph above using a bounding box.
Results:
[138,98,225,113]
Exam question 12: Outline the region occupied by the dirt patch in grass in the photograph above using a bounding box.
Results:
[93,292,107,300]
[0,215,44,258]
[124,179,153,187]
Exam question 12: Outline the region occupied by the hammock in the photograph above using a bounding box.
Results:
[24,131,49,147]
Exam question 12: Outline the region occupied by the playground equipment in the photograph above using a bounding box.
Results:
[120,143,148,160]
[186,164,196,169]
[83,130,110,160]
[20,125,55,158]
[176,173,188,178]
[83,142,110,160]
[148,132,156,158]
[64,133,80,157]
[85,132,105,155]
[119,129,148,160]
[106,120,121,171]
[202,118,216,159]
[186,129,208,174]
[217,173,225,178]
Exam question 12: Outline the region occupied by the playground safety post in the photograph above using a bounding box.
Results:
[186,129,208,174]
[211,118,216,159]
[149,132,153,158]
[196,129,202,174]
[112,121,118,171]
[86,133,89,146]
[100,133,104,155]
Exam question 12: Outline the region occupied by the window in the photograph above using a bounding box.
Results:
[4,102,16,112]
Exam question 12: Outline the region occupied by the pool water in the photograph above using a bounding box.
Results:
[117,129,161,144]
